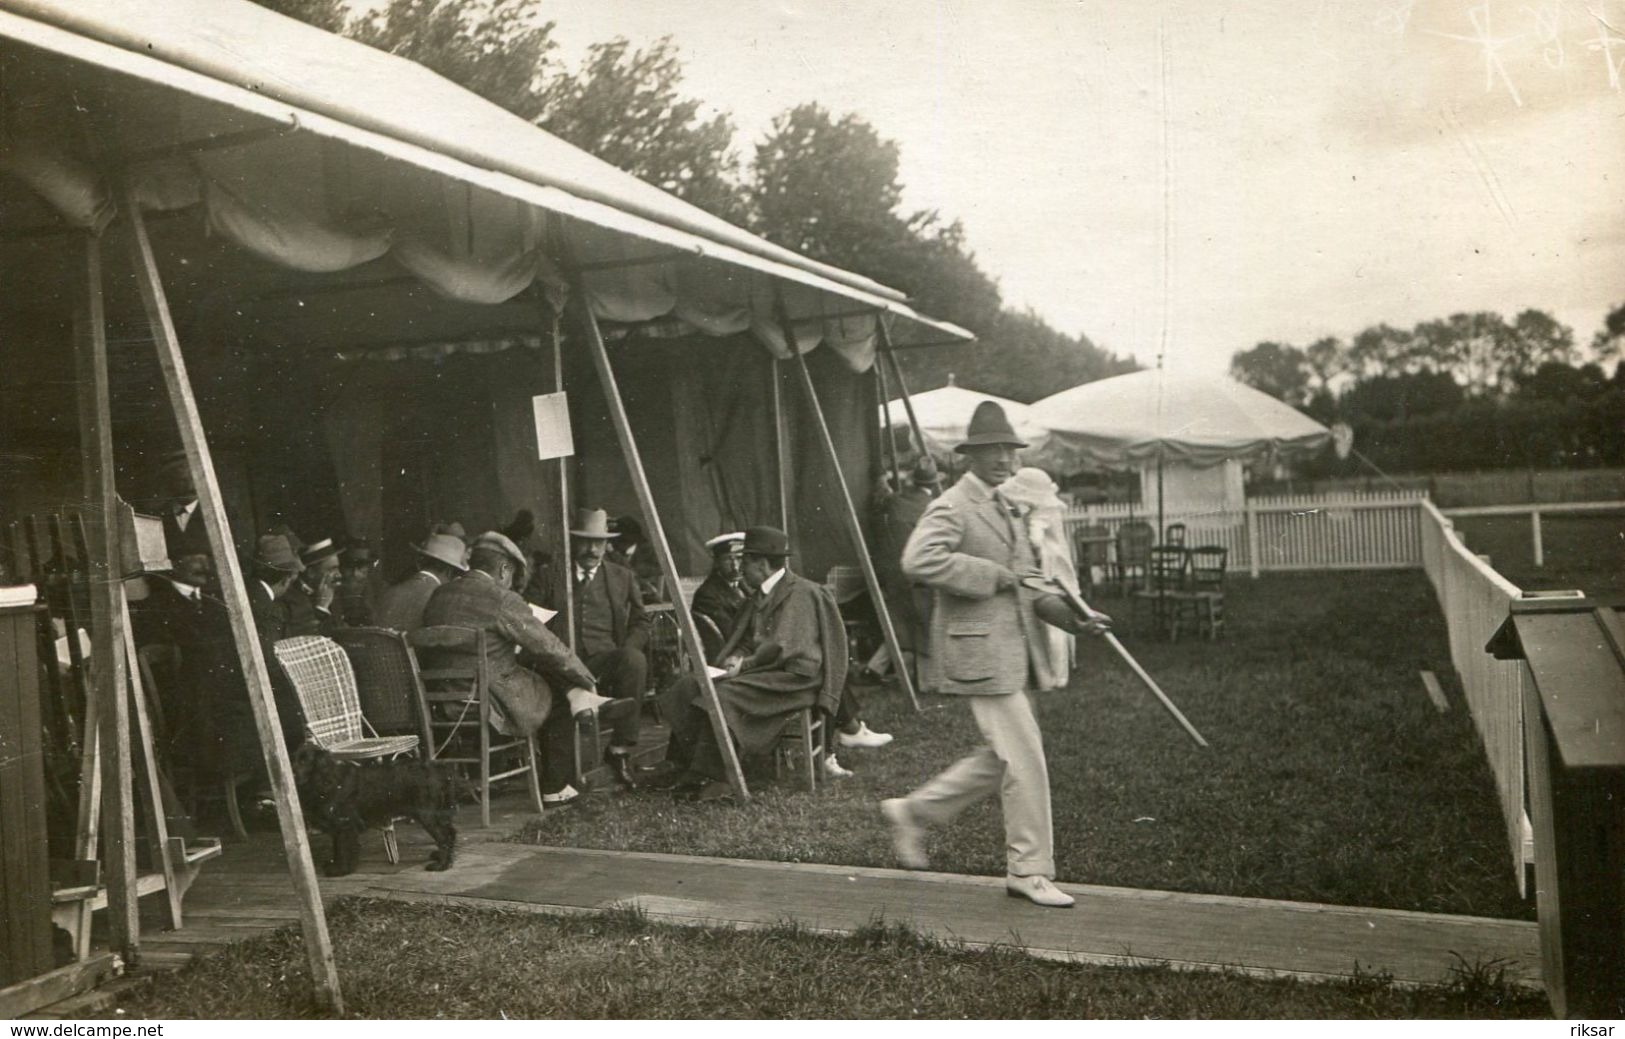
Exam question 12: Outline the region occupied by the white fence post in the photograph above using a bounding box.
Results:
[1531,510,1544,568]
[1244,500,1260,578]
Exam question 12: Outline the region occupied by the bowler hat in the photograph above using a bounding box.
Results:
[414,533,469,571]
[956,401,1027,452]
[569,508,619,540]
[254,534,304,574]
[741,525,790,557]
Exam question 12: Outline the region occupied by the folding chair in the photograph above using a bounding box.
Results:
[408,625,544,827]
[272,636,420,862]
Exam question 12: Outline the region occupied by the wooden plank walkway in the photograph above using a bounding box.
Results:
[58,785,1540,1003]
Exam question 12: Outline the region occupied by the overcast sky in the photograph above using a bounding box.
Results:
[541,0,1625,374]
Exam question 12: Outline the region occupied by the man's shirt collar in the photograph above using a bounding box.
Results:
[758,567,787,598]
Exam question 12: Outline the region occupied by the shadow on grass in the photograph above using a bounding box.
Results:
[516,571,1529,919]
[105,898,1550,1019]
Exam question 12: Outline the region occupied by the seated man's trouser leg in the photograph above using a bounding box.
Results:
[584,647,646,747]
[659,675,732,781]
[905,689,1055,879]
[538,686,578,793]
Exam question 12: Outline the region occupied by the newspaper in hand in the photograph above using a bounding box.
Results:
[529,603,557,625]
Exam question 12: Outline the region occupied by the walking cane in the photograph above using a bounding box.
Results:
[1023,576,1209,749]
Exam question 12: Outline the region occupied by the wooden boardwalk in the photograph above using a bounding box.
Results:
[41,785,1541,1009]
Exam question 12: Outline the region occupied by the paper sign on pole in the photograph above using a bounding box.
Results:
[532,392,574,461]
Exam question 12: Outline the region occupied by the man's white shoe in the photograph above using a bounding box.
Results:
[1005,874,1075,908]
[822,754,854,779]
[541,784,581,807]
[880,798,929,869]
[838,722,893,749]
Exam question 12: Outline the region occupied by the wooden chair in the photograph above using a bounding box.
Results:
[407,625,544,827]
[774,707,826,793]
[1133,546,1191,639]
[1113,521,1155,595]
[331,627,434,747]
[272,636,420,863]
[1163,522,1187,548]
[1176,546,1228,640]
[1074,523,1112,596]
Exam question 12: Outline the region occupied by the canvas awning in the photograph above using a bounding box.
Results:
[1028,369,1330,471]
[0,0,972,370]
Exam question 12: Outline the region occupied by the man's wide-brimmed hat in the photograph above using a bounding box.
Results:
[742,526,790,557]
[569,508,619,540]
[414,533,469,571]
[254,534,304,574]
[911,454,941,486]
[705,531,745,556]
[956,400,1028,452]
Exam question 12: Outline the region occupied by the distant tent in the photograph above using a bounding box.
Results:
[1029,369,1330,516]
[880,378,1049,461]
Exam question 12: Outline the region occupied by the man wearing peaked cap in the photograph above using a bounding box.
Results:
[690,531,747,662]
[375,532,468,633]
[886,400,1105,909]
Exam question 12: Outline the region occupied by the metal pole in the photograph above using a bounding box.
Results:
[123,190,344,1013]
[569,283,750,800]
[779,293,921,712]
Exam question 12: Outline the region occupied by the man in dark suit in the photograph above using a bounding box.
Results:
[690,531,747,661]
[531,508,650,788]
[282,537,342,637]
[661,525,848,802]
[157,452,210,563]
[245,534,307,762]
[424,531,616,807]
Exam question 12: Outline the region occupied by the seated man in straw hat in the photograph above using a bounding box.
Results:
[423,531,626,808]
[375,532,468,633]
[659,525,849,801]
[283,536,343,637]
[530,508,651,790]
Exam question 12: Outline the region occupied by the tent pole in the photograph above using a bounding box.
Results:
[72,230,137,963]
[876,318,929,460]
[122,190,344,1014]
[531,275,575,654]
[874,347,901,490]
[770,358,792,537]
[777,292,921,712]
[569,282,750,801]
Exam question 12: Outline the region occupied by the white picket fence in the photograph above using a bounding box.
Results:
[1062,489,1428,575]
[1419,500,1532,889]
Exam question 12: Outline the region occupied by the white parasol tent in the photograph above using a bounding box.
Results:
[880,377,1050,462]
[1029,369,1330,523]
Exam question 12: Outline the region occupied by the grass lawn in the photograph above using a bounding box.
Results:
[1451,511,1625,599]
[107,899,1547,1019]
[520,570,1528,920]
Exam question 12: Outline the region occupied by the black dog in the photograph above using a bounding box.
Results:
[291,743,458,877]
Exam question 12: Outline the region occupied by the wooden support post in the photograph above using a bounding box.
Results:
[1245,500,1261,579]
[780,297,920,712]
[72,232,138,963]
[874,348,900,490]
[122,192,344,1013]
[770,359,793,541]
[876,318,929,462]
[120,597,182,929]
[533,291,576,653]
[570,286,750,801]
[1531,510,1544,569]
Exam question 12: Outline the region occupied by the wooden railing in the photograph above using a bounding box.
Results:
[1419,500,1532,889]
[1062,490,1428,576]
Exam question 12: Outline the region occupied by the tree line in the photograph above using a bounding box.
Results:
[1230,306,1625,473]
[253,0,1135,402]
